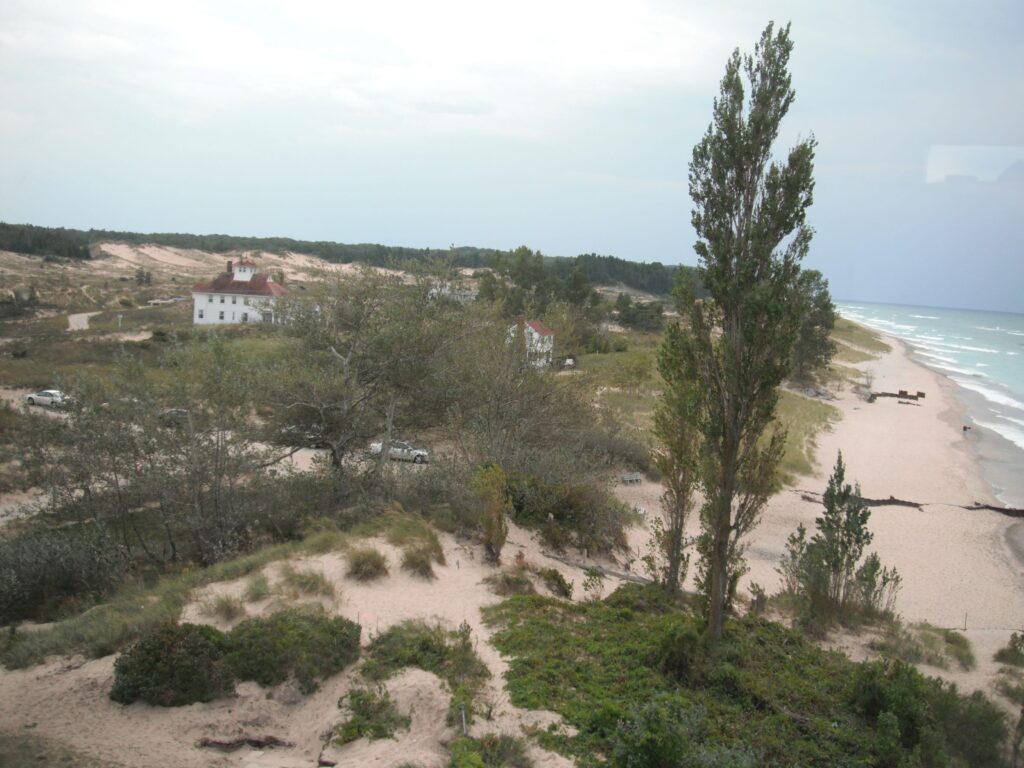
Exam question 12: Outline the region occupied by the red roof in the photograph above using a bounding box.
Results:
[192,272,288,297]
[525,319,555,336]
[237,257,257,266]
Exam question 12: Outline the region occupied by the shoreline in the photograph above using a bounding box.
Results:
[617,321,1024,630]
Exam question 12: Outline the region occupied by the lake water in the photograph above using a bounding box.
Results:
[838,301,1024,508]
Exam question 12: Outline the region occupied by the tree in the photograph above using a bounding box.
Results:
[778,453,902,624]
[675,22,817,641]
[649,339,700,594]
[791,269,836,381]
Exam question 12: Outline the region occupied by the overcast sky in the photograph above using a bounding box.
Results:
[1,0,1022,312]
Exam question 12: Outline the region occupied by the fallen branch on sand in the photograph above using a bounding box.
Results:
[540,550,651,585]
[197,735,293,752]
[793,490,1024,519]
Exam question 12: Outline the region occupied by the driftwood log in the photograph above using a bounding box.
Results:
[197,735,293,752]
[794,490,1024,519]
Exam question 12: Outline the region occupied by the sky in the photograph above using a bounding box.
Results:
[1,0,1022,312]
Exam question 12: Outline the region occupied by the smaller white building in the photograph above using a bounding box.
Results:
[509,316,555,368]
[191,258,287,325]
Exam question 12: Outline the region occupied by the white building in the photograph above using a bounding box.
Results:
[509,316,555,368]
[191,258,287,325]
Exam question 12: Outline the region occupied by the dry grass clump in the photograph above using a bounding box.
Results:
[201,595,246,622]
[346,547,389,582]
[244,573,271,602]
[279,563,336,597]
[401,548,436,580]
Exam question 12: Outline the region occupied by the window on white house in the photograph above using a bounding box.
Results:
[208,295,213,303]
[231,296,236,304]
[220,296,225,303]
[242,313,248,322]
[198,309,204,319]
[243,298,249,305]
[219,311,224,320]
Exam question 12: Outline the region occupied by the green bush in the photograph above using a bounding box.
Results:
[995,631,1024,667]
[505,473,628,555]
[109,623,235,706]
[346,547,389,581]
[536,568,573,599]
[335,685,410,744]
[610,695,755,768]
[363,620,490,692]
[485,571,535,596]
[225,609,361,694]
[850,660,1008,768]
[448,735,532,768]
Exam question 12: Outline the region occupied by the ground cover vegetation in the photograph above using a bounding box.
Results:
[484,585,1010,768]
[109,608,361,705]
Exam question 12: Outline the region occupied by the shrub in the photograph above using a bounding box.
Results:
[472,466,510,563]
[536,568,573,599]
[346,547,389,581]
[335,685,410,744]
[363,620,490,693]
[779,454,901,628]
[448,735,532,768]
[484,571,535,596]
[279,563,335,596]
[995,631,1024,667]
[109,623,235,706]
[610,695,755,768]
[225,609,361,694]
[401,547,436,579]
[850,660,1008,768]
[505,473,629,555]
[0,524,130,625]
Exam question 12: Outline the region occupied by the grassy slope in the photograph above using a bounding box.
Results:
[484,591,1009,768]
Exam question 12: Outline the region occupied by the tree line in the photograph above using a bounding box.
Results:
[0,221,697,297]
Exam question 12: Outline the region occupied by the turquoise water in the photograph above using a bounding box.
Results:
[838,301,1024,507]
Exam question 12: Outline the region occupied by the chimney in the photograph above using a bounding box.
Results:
[226,260,233,274]
[516,314,525,334]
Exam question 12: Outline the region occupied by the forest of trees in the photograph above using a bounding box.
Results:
[0,221,695,297]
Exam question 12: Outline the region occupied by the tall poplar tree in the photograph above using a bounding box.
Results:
[674,22,816,641]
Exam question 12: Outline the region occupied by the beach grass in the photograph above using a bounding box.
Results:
[775,390,840,480]
[831,318,891,354]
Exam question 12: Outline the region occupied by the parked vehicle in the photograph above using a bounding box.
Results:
[23,389,70,408]
[368,440,429,464]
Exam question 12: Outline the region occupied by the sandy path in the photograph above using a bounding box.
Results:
[67,311,100,331]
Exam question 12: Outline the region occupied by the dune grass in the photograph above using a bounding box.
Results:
[831,318,891,355]
[775,390,840,481]
[869,621,976,671]
[279,563,336,596]
[346,547,389,582]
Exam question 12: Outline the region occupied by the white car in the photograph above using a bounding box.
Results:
[368,440,429,464]
[24,389,70,408]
